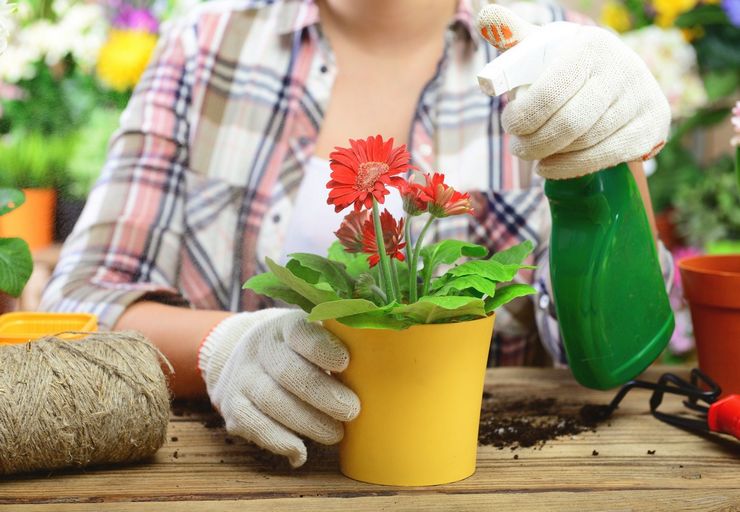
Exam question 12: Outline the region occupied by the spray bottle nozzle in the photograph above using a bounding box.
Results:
[476,5,574,97]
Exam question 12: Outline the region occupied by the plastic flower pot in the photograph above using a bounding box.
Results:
[679,255,740,396]
[325,314,495,486]
[0,188,56,250]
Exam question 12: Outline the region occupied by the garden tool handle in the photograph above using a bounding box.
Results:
[707,395,740,440]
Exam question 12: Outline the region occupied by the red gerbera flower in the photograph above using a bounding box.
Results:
[335,210,371,253]
[397,179,427,216]
[418,172,473,217]
[362,209,406,267]
[326,135,412,213]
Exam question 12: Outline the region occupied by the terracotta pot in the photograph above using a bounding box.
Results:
[679,255,740,396]
[0,293,17,315]
[0,188,56,250]
[655,208,682,251]
[325,314,495,486]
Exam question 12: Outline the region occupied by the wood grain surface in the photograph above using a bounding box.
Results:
[2,367,739,511]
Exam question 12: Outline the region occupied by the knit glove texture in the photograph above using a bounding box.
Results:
[477,5,671,179]
[198,309,360,467]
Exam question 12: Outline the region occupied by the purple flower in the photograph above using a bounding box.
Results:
[723,0,740,27]
[113,5,159,33]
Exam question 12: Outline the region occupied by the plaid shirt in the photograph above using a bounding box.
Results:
[42,0,597,366]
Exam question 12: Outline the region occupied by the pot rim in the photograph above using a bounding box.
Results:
[325,312,495,333]
[678,254,740,278]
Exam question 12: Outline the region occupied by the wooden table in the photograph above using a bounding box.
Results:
[2,367,738,511]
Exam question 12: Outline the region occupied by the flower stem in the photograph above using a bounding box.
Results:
[390,257,401,302]
[405,219,414,303]
[409,216,435,303]
[372,199,397,303]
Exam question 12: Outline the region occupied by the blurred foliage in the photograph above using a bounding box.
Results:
[673,153,740,246]
[0,132,74,188]
[0,59,127,137]
[64,108,122,198]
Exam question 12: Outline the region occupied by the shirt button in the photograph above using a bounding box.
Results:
[320,65,329,74]
[273,214,281,223]
[298,136,311,147]
[419,143,432,157]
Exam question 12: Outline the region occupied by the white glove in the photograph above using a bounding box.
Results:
[198,309,360,467]
[477,5,671,179]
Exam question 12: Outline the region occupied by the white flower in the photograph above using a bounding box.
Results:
[0,0,15,55]
[621,26,708,119]
[0,1,108,81]
[0,44,38,82]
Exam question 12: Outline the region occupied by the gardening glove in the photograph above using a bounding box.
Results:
[477,5,671,179]
[198,308,360,467]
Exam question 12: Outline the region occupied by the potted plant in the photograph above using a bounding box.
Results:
[245,135,535,486]
[0,132,71,250]
[0,188,33,315]
[678,103,740,397]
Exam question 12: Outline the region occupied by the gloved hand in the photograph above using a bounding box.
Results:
[198,308,360,467]
[477,5,671,179]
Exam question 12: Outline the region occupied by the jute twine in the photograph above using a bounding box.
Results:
[0,331,171,475]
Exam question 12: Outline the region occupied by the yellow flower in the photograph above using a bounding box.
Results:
[601,1,632,33]
[653,0,698,27]
[681,26,705,41]
[96,29,157,91]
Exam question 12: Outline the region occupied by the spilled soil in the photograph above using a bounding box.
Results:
[478,394,611,450]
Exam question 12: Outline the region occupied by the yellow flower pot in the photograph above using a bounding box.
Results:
[325,314,495,486]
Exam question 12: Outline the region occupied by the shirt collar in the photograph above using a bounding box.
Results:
[451,0,480,46]
[275,0,320,36]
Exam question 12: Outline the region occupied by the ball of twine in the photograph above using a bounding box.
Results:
[0,331,171,475]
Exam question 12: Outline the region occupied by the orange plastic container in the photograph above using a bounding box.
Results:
[0,312,98,345]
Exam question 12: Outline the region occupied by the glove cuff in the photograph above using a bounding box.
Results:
[198,309,288,388]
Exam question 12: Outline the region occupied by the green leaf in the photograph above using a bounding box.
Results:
[0,238,33,297]
[447,259,523,283]
[264,258,340,305]
[420,240,488,275]
[328,241,371,277]
[242,272,314,312]
[393,296,486,323]
[674,4,729,27]
[336,311,412,330]
[431,274,497,297]
[484,284,537,314]
[288,252,354,296]
[490,240,534,265]
[0,189,25,216]
[286,259,321,284]
[702,70,740,102]
[307,298,382,321]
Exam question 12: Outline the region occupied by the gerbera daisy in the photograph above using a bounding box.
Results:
[326,135,412,213]
[397,179,427,216]
[335,210,371,253]
[418,173,473,217]
[362,209,406,267]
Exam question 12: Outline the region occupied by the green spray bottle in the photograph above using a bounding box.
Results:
[477,7,674,389]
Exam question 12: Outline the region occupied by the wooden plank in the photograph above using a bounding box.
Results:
[1,367,738,511]
[7,491,740,512]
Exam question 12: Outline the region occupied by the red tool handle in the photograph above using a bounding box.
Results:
[707,394,740,440]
